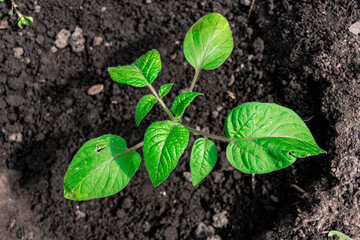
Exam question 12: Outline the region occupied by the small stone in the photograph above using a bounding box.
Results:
[87,84,104,95]
[101,6,107,12]
[183,171,192,183]
[50,46,58,53]
[0,20,8,29]
[93,36,103,47]
[240,0,251,6]
[228,74,235,86]
[34,5,41,13]
[55,29,71,49]
[75,209,86,219]
[70,27,85,53]
[104,42,111,47]
[270,195,279,203]
[349,21,360,35]
[146,0,151,3]
[13,47,24,59]
[212,111,219,118]
[9,133,23,142]
[226,91,236,100]
[195,222,215,238]
[213,171,224,183]
[212,211,228,228]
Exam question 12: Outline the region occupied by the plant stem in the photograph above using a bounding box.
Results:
[147,83,176,122]
[189,67,201,92]
[183,125,234,142]
[129,141,144,151]
[11,0,22,17]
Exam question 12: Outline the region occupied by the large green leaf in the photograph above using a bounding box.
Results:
[143,121,189,187]
[190,138,217,186]
[183,12,234,70]
[158,83,173,97]
[135,95,158,126]
[172,92,203,117]
[225,102,326,174]
[108,49,161,87]
[328,231,352,240]
[64,135,141,200]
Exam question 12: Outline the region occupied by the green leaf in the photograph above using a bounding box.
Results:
[183,12,234,70]
[108,49,161,87]
[143,121,189,187]
[158,83,173,97]
[17,18,22,28]
[135,94,157,126]
[172,92,203,117]
[190,138,217,186]
[0,0,5,3]
[16,4,23,8]
[225,102,326,174]
[23,16,33,25]
[9,8,13,16]
[328,231,352,240]
[64,135,141,201]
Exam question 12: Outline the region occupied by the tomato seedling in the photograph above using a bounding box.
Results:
[64,13,326,201]
[1,0,33,28]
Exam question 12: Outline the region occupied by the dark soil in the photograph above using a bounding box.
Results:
[1,0,359,239]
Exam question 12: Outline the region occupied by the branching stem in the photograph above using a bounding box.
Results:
[11,0,23,17]
[146,83,176,122]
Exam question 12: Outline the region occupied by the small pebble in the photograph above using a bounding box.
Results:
[183,172,192,182]
[50,46,58,53]
[228,74,235,86]
[212,111,219,118]
[0,20,8,29]
[87,84,104,95]
[227,91,236,99]
[212,211,228,228]
[93,36,103,47]
[240,0,251,6]
[13,47,24,59]
[349,20,360,35]
[55,29,71,49]
[101,6,107,12]
[70,27,85,53]
[9,133,23,142]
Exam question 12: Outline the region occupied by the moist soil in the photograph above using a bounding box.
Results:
[1,0,360,239]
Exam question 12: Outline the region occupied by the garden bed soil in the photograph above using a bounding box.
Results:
[0,0,359,239]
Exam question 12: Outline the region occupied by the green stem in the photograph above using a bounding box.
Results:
[147,83,176,122]
[183,125,233,142]
[189,67,201,92]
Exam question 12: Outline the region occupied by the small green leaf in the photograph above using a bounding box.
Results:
[23,16,33,24]
[190,138,217,186]
[9,8,13,16]
[158,83,173,97]
[225,102,326,174]
[0,0,5,3]
[108,49,161,87]
[328,231,352,240]
[17,18,23,28]
[172,92,203,117]
[64,135,141,200]
[16,4,23,8]
[135,94,157,126]
[183,12,234,70]
[143,121,189,187]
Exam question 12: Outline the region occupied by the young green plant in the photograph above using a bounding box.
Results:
[64,12,326,201]
[1,0,33,28]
